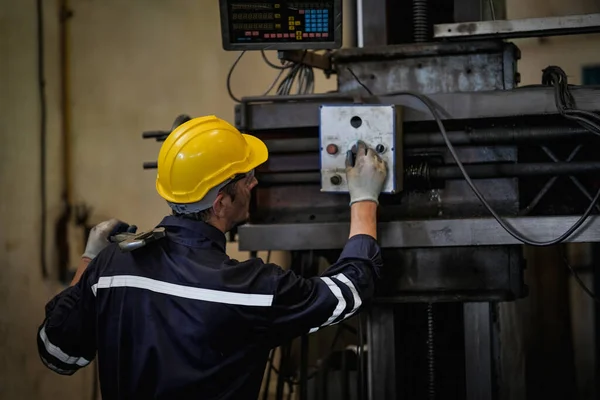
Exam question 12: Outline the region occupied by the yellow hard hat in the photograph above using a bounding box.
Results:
[156,115,268,204]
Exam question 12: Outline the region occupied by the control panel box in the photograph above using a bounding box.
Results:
[319,104,403,194]
[219,0,343,51]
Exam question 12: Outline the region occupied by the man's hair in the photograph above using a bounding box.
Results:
[173,180,238,222]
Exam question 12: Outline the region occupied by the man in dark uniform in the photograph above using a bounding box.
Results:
[37,115,388,399]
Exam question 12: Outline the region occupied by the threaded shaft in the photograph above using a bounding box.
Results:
[427,303,435,400]
[413,0,429,42]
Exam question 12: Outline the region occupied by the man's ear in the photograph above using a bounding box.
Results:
[212,193,227,218]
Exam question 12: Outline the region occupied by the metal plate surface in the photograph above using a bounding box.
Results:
[238,215,600,250]
[434,13,600,40]
[235,87,600,131]
[319,105,402,193]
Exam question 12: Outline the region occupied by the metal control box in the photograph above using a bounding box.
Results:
[319,104,403,193]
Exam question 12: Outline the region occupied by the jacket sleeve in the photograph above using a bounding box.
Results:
[36,263,98,375]
[264,234,382,347]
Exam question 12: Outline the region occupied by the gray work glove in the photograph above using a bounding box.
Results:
[345,141,388,206]
[82,218,124,260]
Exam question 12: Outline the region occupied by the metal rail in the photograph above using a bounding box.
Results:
[435,13,600,40]
[237,215,600,251]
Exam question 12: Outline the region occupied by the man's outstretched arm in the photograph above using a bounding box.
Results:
[260,141,387,347]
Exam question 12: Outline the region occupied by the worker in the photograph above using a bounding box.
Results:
[36,115,387,399]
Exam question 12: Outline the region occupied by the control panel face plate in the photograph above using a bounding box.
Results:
[320,105,402,194]
[220,1,342,50]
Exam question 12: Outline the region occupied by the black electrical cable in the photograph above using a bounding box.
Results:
[261,50,293,70]
[347,67,600,247]
[226,51,288,103]
[36,0,48,278]
[275,51,314,96]
[559,246,600,304]
[542,66,600,137]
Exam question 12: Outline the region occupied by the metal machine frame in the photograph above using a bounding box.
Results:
[143,2,600,399]
[232,4,600,400]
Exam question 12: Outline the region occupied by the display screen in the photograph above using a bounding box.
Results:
[225,1,336,47]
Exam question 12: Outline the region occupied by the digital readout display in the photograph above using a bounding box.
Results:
[228,1,334,44]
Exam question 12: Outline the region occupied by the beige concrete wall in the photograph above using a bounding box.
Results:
[0,0,96,398]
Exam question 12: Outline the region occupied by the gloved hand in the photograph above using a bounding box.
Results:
[345,141,388,206]
[82,219,136,260]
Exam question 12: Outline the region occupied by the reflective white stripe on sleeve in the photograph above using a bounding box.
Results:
[91,275,273,307]
[40,355,77,375]
[39,325,90,367]
[333,273,362,318]
[309,277,347,334]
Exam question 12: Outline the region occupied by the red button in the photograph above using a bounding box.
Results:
[264,34,269,38]
[252,31,259,36]
[299,9,305,14]
[245,31,252,36]
[284,33,289,38]
[323,33,329,38]
[309,33,315,38]
[326,144,339,155]
[316,33,322,37]
[303,33,308,37]
[277,33,283,38]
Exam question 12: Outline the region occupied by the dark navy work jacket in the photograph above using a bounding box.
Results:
[37,216,382,399]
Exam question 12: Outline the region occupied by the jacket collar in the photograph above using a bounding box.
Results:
[157,215,227,253]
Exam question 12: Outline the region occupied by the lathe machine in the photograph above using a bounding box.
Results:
[143,1,600,399]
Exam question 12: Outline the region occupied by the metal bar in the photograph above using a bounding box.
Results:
[521,145,583,215]
[464,303,494,400]
[260,126,589,153]
[367,306,396,400]
[142,130,169,140]
[235,87,600,131]
[430,161,600,180]
[358,0,387,47]
[519,177,557,216]
[434,13,600,40]
[541,146,600,213]
[143,161,157,169]
[254,162,600,185]
[237,215,600,251]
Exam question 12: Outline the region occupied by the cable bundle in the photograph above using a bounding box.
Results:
[275,62,314,95]
[227,50,315,103]
[542,66,600,136]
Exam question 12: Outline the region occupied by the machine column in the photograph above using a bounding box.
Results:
[367,305,396,400]
[464,303,495,400]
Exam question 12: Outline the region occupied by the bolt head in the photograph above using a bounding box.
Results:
[330,175,342,185]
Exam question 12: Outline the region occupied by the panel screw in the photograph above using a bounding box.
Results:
[330,175,342,185]
[376,144,386,153]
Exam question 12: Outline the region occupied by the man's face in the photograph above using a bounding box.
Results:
[220,170,258,230]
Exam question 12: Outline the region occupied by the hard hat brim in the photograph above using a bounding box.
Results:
[242,134,269,172]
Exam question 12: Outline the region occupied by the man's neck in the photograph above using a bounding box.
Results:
[207,218,229,234]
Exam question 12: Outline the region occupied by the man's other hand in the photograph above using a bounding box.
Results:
[82,219,133,260]
[345,141,388,206]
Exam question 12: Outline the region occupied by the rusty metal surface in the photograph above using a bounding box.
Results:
[235,87,600,131]
[335,41,519,95]
[332,40,513,62]
[435,13,600,40]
